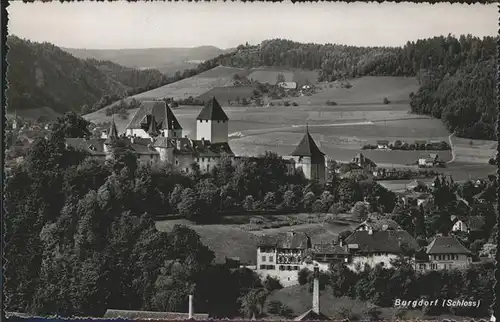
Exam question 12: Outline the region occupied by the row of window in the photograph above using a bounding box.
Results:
[279,265,300,271]
[262,256,274,262]
[199,120,227,123]
[419,263,454,270]
[196,157,213,162]
[433,254,460,261]
[259,265,275,270]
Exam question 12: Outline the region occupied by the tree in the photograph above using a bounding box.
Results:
[177,188,203,219]
[50,111,91,140]
[276,73,286,84]
[239,288,269,319]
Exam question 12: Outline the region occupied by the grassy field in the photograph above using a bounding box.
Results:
[196,85,255,103]
[155,214,357,265]
[246,67,320,85]
[450,135,497,164]
[84,72,495,182]
[268,284,472,321]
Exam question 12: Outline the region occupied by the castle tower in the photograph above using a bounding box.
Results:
[196,97,229,143]
[103,117,119,157]
[290,125,326,184]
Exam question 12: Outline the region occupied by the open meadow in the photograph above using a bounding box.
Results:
[84,71,495,182]
[155,213,358,265]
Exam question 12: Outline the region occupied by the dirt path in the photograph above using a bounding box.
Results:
[447,133,456,164]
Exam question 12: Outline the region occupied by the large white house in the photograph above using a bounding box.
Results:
[415,234,472,271]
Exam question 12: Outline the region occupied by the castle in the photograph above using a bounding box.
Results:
[65,96,327,182]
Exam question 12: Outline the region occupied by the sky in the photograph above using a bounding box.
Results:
[7,1,498,49]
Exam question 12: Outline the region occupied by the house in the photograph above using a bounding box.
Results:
[104,295,208,320]
[416,234,472,271]
[451,216,486,234]
[344,228,418,271]
[376,140,390,150]
[66,98,234,173]
[294,266,330,321]
[352,153,376,170]
[418,153,439,168]
[355,218,401,232]
[289,126,326,185]
[256,231,312,286]
[277,82,298,90]
[308,242,350,268]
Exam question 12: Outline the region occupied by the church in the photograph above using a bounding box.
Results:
[66,96,326,182]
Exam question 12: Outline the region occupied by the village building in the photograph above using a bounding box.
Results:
[277,82,298,90]
[354,218,401,232]
[451,215,486,234]
[376,140,390,150]
[125,100,183,139]
[256,231,312,286]
[418,153,440,168]
[351,153,377,170]
[343,225,418,272]
[415,234,472,271]
[289,126,326,185]
[104,295,208,320]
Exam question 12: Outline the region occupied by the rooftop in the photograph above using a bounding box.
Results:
[344,230,418,254]
[126,100,182,131]
[196,97,229,121]
[258,231,311,249]
[290,127,325,159]
[426,235,472,255]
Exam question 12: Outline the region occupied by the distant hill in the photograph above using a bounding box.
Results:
[6,35,168,120]
[62,46,235,75]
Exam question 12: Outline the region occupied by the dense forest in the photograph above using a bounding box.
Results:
[4,113,497,318]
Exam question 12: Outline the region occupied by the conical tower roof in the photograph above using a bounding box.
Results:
[290,125,325,158]
[104,117,119,144]
[196,97,228,121]
[147,114,161,137]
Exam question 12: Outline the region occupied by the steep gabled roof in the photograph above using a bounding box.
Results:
[290,127,325,158]
[258,231,311,249]
[344,230,418,254]
[108,118,119,138]
[196,97,229,121]
[426,235,471,255]
[126,101,182,130]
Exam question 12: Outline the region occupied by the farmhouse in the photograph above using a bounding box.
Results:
[376,140,390,150]
[289,126,327,185]
[277,82,298,90]
[415,234,472,271]
[66,98,234,173]
[418,153,440,168]
[256,231,312,286]
[344,226,418,272]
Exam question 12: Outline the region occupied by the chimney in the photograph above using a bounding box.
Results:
[312,265,320,314]
[188,295,193,319]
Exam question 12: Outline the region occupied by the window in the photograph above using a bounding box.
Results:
[201,158,205,162]
[150,154,153,159]
[196,158,199,162]
[287,266,292,271]
[261,256,266,262]
[431,263,438,270]
[419,264,426,270]
[269,256,274,262]
[175,160,179,165]
[207,164,210,172]
[279,265,285,271]
[185,168,189,173]
[259,265,266,270]
[294,266,299,270]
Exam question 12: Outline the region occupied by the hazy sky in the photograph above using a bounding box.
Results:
[8,1,498,49]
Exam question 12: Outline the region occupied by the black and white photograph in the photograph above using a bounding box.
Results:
[3,1,499,321]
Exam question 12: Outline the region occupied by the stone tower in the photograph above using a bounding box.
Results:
[196,97,229,143]
[290,125,326,184]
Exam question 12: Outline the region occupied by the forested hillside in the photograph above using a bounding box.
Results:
[6,36,168,116]
[208,36,497,140]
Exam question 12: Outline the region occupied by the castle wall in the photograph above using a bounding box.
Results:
[196,120,228,143]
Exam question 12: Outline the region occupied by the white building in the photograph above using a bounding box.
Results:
[343,227,418,272]
[415,234,472,271]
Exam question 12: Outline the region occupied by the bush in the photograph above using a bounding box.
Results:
[292,102,298,106]
[383,97,390,104]
[298,268,311,285]
[263,276,283,292]
[326,100,338,106]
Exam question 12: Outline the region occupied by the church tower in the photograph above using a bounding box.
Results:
[103,117,119,158]
[196,97,229,143]
[290,125,326,184]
